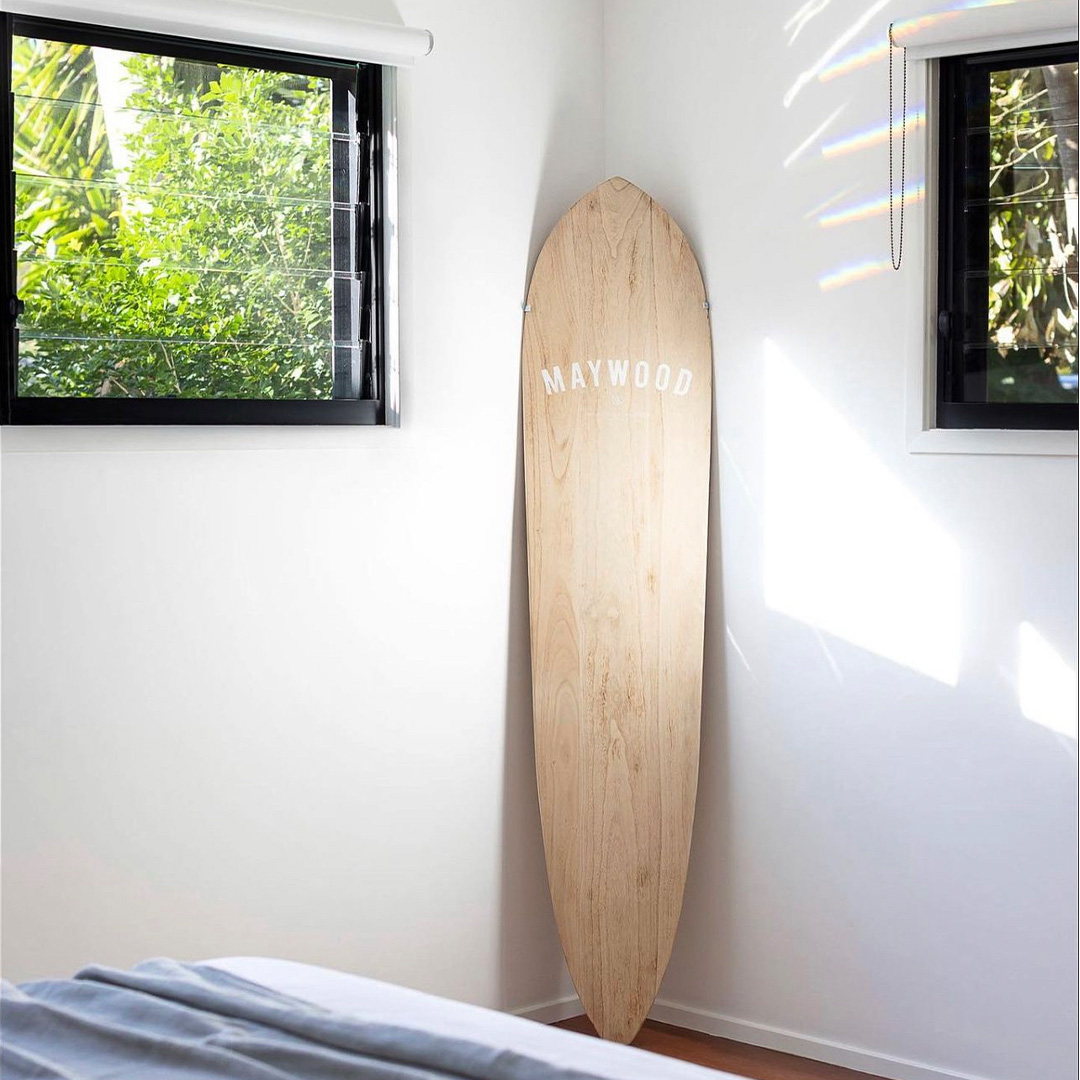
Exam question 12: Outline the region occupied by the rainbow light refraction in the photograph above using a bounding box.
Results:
[820,182,925,227]
[819,259,893,290]
[822,110,925,157]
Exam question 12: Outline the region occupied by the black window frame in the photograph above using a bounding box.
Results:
[936,40,1079,431]
[0,13,386,425]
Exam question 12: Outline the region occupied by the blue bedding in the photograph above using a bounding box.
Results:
[1,959,600,1080]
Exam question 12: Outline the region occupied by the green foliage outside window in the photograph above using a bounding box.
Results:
[987,61,1079,402]
[13,36,335,400]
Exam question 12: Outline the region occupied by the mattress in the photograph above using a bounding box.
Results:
[207,957,728,1080]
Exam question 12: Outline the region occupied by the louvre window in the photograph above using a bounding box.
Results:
[937,42,1078,430]
[1,15,385,424]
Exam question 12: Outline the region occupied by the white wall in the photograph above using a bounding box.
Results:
[602,3,1077,1079]
[0,0,603,1011]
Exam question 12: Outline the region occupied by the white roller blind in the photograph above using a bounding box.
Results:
[0,0,434,65]
[899,0,1077,59]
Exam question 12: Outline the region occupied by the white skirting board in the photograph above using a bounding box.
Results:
[514,996,1001,1080]
[512,995,583,1025]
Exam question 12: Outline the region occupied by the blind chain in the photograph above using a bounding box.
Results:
[888,22,907,271]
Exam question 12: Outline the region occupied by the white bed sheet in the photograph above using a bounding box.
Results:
[206,957,729,1080]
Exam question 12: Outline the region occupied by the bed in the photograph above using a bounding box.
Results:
[1,955,728,1079]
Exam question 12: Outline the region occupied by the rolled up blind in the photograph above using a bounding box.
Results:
[0,0,434,66]
[898,0,1077,60]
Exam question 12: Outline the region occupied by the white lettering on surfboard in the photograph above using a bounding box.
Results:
[540,361,693,397]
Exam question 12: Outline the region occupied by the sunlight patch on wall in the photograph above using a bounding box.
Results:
[783,0,890,107]
[763,340,962,685]
[784,105,847,168]
[785,0,836,46]
[1018,622,1078,740]
[726,626,756,680]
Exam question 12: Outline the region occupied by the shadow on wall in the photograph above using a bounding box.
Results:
[656,383,734,1007]
[496,100,605,1012]
[496,397,568,1012]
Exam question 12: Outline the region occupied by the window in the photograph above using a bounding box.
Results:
[937,42,1078,431]
[0,15,386,424]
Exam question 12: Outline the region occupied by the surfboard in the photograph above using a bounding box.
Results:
[521,178,712,1044]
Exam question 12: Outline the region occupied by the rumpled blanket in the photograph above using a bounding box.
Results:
[0,959,601,1080]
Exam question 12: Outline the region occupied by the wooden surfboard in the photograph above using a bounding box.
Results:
[521,178,711,1043]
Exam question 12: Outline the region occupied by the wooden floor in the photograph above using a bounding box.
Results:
[554,1017,887,1080]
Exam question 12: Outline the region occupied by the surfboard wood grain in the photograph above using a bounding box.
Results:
[521,177,711,1044]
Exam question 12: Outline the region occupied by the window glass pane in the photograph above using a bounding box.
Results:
[12,35,336,400]
[985,61,1079,402]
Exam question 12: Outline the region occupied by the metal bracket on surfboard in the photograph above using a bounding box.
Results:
[520,177,712,1045]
